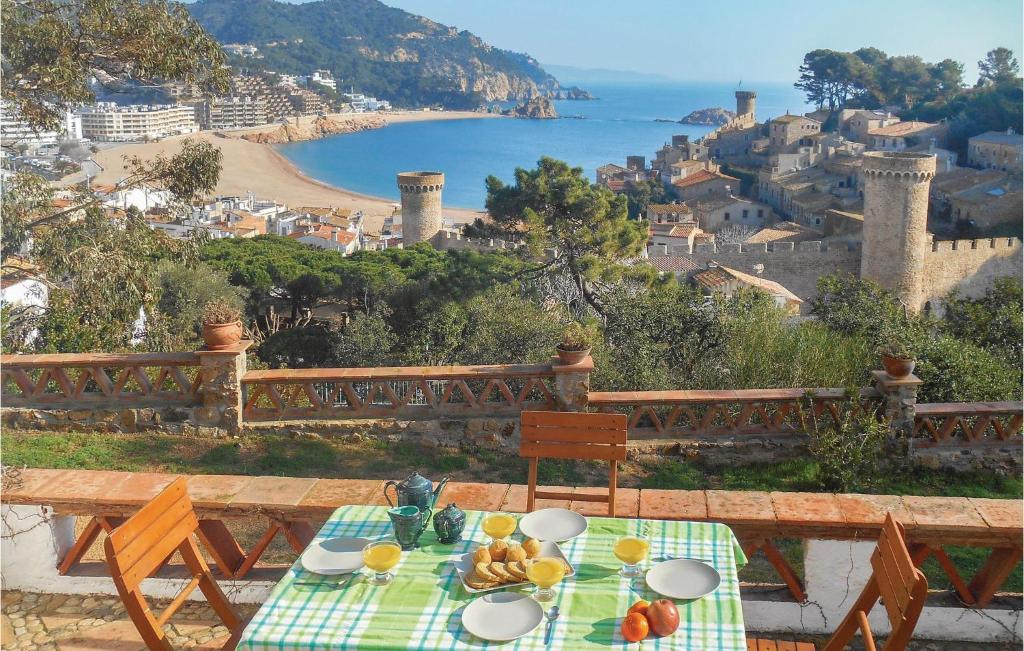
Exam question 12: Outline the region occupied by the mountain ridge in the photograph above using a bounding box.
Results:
[187,0,588,109]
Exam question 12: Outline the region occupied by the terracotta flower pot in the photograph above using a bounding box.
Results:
[556,345,592,365]
[202,321,243,351]
[882,355,915,379]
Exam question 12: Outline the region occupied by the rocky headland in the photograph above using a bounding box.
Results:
[503,96,558,119]
[237,115,388,144]
[679,107,735,126]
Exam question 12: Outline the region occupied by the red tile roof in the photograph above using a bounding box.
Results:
[672,170,738,189]
[646,256,701,273]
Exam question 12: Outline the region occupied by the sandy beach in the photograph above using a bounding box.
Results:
[73,110,498,234]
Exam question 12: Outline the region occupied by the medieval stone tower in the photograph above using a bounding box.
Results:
[735,90,757,118]
[397,171,445,245]
[861,151,937,312]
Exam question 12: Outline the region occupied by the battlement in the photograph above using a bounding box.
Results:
[397,171,445,193]
[654,240,861,257]
[432,230,524,253]
[929,237,1021,254]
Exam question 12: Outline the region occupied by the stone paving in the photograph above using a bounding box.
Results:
[1,589,1016,650]
[0,590,258,650]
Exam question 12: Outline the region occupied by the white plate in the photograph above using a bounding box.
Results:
[462,592,544,641]
[518,508,588,542]
[300,537,371,575]
[454,540,575,594]
[645,559,721,600]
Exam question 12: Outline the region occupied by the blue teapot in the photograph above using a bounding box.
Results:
[384,471,449,513]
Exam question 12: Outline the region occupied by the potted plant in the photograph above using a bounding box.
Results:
[556,322,593,365]
[201,299,243,351]
[877,334,915,379]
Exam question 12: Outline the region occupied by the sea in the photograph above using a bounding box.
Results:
[276,81,812,209]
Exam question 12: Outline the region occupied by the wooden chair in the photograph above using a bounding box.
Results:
[519,410,627,516]
[747,513,928,651]
[104,477,247,650]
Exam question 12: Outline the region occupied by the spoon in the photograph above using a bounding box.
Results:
[543,605,560,645]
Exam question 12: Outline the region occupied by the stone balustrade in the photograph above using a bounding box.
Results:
[1,468,1020,642]
[1,346,1021,468]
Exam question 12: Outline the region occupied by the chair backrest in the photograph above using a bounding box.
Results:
[822,513,929,651]
[105,477,241,650]
[519,410,628,516]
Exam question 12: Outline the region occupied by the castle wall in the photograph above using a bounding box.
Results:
[653,241,863,312]
[922,237,1022,310]
[430,230,524,254]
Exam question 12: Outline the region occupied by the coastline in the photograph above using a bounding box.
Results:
[66,110,496,234]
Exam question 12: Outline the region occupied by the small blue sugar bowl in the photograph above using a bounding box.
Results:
[432,502,466,544]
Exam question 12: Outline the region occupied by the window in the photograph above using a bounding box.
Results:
[757,209,764,219]
[724,212,730,221]
[742,209,749,219]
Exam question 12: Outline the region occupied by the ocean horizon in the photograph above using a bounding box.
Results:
[276,80,812,210]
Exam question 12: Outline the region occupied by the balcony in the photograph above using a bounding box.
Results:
[1,344,1021,647]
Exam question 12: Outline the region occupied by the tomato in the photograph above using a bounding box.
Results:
[646,599,680,637]
[627,600,650,617]
[620,612,650,643]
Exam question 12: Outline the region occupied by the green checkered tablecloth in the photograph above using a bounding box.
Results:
[239,505,747,650]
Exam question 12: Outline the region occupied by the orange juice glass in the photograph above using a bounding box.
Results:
[526,557,565,602]
[481,513,517,543]
[613,536,649,579]
[362,541,402,585]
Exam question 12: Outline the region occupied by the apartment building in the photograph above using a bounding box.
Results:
[204,96,268,130]
[76,103,196,142]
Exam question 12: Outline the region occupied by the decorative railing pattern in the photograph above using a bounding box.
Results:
[912,402,1023,447]
[587,388,879,439]
[241,364,557,421]
[0,352,203,408]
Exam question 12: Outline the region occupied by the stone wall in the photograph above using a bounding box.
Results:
[922,237,1022,310]
[430,230,524,254]
[1,406,196,434]
[652,241,863,310]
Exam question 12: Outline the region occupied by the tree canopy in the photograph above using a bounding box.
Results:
[977,47,1020,87]
[794,47,966,112]
[483,157,650,314]
[1,0,233,353]
[2,0,228,131]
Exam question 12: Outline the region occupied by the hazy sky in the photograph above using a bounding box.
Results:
[381,0,1023,84]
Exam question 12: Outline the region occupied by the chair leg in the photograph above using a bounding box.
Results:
[526,457,538,513]
[820,579,880,651]
[607,460,617,517]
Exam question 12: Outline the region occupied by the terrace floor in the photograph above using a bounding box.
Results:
[1,590,259,650]
[0,590,1014,650]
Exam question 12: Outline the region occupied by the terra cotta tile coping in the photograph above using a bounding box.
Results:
[2,468,1020,548]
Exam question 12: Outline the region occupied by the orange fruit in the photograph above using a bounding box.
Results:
[620,612,650,643]
[627,600,650,617]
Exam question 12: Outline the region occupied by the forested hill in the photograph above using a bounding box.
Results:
[187,0,586,109]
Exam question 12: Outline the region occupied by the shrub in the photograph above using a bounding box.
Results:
[201,299,242,325]
[559,322,594,351]
[802,391,890,491]
[914,335,1023,403]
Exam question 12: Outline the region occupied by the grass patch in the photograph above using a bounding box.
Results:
[4,430,1020,499]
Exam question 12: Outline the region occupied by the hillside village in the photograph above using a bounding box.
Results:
[594,89,1023,312]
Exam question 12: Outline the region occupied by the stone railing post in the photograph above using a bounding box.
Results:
[194,341,252,435]
[551,355,593,412]
[872,370,922,434]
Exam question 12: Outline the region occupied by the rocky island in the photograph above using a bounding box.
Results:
[678,107,735,126]
[504,96,558,119]
[549,87,596,100]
